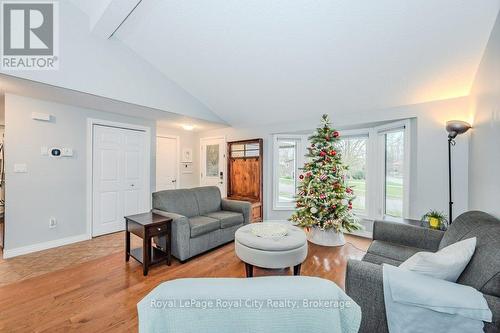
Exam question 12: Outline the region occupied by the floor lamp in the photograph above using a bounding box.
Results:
[446,120,471,223]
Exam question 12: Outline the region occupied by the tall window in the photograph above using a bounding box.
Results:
[277,139,297,204]
[337,134,368,214]
[382,129,405,217]
[273,135,306,209]
[272,119,411,219]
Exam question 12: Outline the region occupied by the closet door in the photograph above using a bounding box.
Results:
[92,125,147,236]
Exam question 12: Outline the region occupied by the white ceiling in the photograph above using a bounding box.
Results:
[72,1,500,127]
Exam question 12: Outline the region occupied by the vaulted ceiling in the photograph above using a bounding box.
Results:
[66,1,500,126]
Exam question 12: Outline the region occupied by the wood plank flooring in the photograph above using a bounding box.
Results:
[0,232,142,287]
[0,234,370,332]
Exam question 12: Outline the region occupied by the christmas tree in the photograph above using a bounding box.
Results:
[289,114,362,233]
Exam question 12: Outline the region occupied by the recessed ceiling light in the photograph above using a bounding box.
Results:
[182,124,195,131]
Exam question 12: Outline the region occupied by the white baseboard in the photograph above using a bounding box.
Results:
[3,234,91,259]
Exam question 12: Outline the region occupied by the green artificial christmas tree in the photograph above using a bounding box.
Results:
[290,114,362,233]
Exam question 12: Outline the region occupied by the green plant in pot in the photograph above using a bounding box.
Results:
[421,210,448,230]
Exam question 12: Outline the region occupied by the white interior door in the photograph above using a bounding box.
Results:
[200,137,226,197]
[93,125,148,236]
[156,136,178,191]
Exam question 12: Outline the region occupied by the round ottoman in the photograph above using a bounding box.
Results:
[235,223,308,277]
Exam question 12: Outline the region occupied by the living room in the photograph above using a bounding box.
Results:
[0,1,499,332]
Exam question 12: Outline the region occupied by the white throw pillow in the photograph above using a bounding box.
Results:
[399,237,476,282]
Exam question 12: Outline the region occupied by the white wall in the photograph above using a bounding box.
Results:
[199,97,471,222]
[3,94,156,255]
[0,94,4,125]
[156,126,200,189]
[469,12,500,218]
[0,1,222,124]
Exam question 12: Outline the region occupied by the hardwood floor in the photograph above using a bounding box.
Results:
[0,232,142,287]
[0,234,370,332]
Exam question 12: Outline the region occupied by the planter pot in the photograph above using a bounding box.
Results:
[307,227,345,247]
[428,217,440,230]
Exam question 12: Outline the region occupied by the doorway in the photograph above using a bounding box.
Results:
[200,137,227,197]
[91,122,150,237]
[156,136,179,191]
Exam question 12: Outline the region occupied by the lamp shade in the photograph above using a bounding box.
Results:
[446,120,471,139]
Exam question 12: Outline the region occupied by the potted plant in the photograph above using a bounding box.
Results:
[421,210,448,230]
[289,115,362,246]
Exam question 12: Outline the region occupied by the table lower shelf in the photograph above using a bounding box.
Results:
[129,246,169,265]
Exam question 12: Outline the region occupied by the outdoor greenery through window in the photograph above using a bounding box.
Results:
[337,135,368,213]
[383,129,405,217]
[272,119,410,218]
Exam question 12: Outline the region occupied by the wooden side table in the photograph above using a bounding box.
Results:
[125,212,172,276]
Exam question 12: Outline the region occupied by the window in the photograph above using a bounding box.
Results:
[382,129,405,217]
[272,120,411,219]
[337,133,368,214]
[273,135,306,209]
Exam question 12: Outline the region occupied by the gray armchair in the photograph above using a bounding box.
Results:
[152,186,251,262]
[346,211,500,333]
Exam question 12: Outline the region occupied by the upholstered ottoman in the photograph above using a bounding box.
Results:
[235,223,308,277]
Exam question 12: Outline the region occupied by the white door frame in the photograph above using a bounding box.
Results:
[199,136,227,195]
[156,135,180,190]
[86,118,151,238]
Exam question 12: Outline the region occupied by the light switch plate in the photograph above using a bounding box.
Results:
[41,146,48,156]
[14,163,27,173]
[61,148,73,157]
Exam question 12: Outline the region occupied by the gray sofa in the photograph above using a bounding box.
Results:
[346,211,500,333]
[152,186,251,262]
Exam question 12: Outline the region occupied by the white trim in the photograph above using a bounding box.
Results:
[156,135,181,190]
[86,118,152,238]
[3,234,90,259]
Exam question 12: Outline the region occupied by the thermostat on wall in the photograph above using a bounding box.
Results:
[50,147,62,157]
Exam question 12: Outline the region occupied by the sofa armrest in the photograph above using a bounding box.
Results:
[221,199,252,224]
[484,294,500,332]
[373,220,444,252]
[152,209,190,261]
[346,260,389,333]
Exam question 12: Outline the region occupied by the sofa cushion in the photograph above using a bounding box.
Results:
[189,216,220,238]
[153,189,199,217]
[204,211,244,229]
[440,211,500,296]
[362,253,403,266]
[400,237,477,282]
[191,187,222,215]
[367,240,423,263]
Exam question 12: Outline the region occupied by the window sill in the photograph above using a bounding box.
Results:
[272,205,295,211]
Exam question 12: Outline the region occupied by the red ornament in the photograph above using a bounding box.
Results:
[299,174,304,180]
[333,131,340,138]
[320,151,326,157]
[320,194,326,199]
